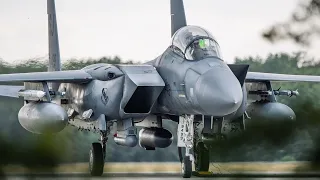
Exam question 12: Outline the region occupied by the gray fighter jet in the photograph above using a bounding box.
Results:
[0,0,320,178]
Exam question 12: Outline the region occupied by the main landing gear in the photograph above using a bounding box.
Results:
[89,131,107,176]
[177,115,197,178]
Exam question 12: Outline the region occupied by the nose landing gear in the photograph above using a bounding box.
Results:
[178,143,210,178]
[177,115,227,178]
[177,115,195,178]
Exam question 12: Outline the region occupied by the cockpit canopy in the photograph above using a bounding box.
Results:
[171,26,222,61]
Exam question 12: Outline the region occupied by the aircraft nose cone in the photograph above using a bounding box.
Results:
[195,68,243,116]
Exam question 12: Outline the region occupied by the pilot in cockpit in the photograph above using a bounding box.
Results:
[186,38,218,60]
[172,26,222,61]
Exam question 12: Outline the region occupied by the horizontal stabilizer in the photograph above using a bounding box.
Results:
[246,72,320,83]
[0,85,24,98]
[0,70,93,83]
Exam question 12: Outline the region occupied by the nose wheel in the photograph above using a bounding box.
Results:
[182,155,192,178]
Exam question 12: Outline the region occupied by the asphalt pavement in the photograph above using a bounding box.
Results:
[2,173,320,180]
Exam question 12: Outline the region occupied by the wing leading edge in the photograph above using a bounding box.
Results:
[0,70,93,98]
[246,72,320,83]
[0,70,93,83]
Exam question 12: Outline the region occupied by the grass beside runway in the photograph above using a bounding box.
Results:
[3,162,320,174]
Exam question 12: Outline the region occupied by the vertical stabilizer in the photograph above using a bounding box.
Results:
[170,0,187,36]
[47,0,61,91]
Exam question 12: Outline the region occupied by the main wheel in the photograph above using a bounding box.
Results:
[194,142,210,172]
[89,142,105,176]
[182,156,192,178]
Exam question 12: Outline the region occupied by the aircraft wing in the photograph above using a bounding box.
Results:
[0,70,93,83]
[246,72,320,83]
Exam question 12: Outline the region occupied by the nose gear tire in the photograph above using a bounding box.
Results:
[182,156,192,178]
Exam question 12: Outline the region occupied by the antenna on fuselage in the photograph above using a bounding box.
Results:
[47,0,61,91]
[170,0,187,36]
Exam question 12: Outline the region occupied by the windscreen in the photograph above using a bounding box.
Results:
[172,26,222,60]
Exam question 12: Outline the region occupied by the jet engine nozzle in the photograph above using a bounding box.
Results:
[194,67,243,116]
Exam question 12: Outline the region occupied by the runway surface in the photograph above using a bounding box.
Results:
[3,175,320,180]
[3,162,320,179]
[4,178,320,180]
[3,173,320,180]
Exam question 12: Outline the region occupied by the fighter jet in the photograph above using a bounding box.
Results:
[0,0,320,178]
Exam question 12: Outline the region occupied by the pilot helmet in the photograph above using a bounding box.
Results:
[187,38,211,60]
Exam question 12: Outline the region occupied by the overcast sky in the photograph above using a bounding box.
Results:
[0,0,318,64]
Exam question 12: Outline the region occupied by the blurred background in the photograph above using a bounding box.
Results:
[1,0,320,176]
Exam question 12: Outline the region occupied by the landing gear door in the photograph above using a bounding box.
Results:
[177,116,186,147]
